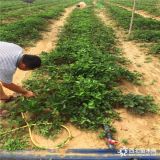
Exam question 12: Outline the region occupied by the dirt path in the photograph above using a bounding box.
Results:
[95,8,160,149]
[112,3,160,21]
[3,5,106,150]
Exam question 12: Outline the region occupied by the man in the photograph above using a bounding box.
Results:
[0,41,41,103]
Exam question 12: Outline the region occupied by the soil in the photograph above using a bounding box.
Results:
[32,124,106,151]
[113,4,160,21]
[96,7,160,149]
[2,5,106,150]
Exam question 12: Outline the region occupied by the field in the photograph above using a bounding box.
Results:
[105,0,160,55]
[0,0,160,154]
[0,0,79,46]
[108,0,160,16]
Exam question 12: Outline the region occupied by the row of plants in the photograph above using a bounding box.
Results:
[1,5,158,150]
[0,0,80,46]
[150,43,160,55]
[0,0,25,11]
[1,0,62,25]
[103,2,160,54]
[108,0,160,16]
[0,0,60,12]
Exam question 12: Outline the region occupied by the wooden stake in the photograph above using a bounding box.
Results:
[128,0,136,36]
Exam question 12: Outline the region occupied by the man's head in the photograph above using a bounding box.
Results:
[18,54,41,70]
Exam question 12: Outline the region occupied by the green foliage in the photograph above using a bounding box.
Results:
[96,0,105,9]
[0,0,79,24]
[18,7,158,133]
[98,131,106,139]
[150,43,160,54]
[2,138,28,151]
[0,0,80,46]
[131,30,160,42]
[122,94,158,114]
[121,138,129,145]
[0,17,46,46]
[0,0,61,24]
[34,121,61,138]
[108,0,160,16]
[105,4,160,43]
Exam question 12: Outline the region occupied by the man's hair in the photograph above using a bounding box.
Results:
[22,54,41,69]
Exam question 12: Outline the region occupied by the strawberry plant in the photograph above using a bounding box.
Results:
[122,94,158,114]
[150,43,160,54]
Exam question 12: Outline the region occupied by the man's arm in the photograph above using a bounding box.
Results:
[1,82,35,98]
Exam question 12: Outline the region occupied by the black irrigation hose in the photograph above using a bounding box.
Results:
[103,124,117,150]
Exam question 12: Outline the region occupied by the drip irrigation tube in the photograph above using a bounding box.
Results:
[103,125,118,149]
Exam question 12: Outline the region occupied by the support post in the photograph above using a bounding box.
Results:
[128,0,136,36]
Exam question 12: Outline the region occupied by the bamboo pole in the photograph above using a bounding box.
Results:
[128,0,136,36]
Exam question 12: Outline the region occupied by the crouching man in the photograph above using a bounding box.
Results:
[0,41,41,103]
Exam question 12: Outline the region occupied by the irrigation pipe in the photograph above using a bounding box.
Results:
[0,112,72,149]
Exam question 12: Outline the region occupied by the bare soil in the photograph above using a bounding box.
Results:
[96,8,160,149]
[2,5,106,150]
[33,124,106,151]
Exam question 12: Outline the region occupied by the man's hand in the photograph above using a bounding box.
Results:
[23,91,35,98]
[2,82,35,98]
